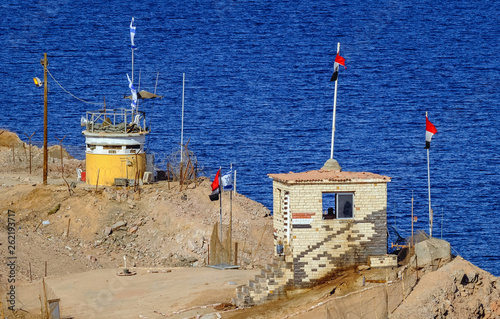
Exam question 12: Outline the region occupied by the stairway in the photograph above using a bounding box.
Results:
[232,256,293,307]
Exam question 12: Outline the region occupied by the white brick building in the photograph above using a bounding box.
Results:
[268,169,391,287]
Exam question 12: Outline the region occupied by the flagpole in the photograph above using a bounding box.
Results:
[180,73,185,163]
[219,166,223,242]
[426,111,433,237]
[330,42,340,159]
[229,163,233,264]
[137,69,141,113]
[131,47,134,84]
[411,190,414,247]
[130,17,136,115]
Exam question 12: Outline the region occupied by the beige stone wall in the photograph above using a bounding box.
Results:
[272,182,293,248]
[272,179,389,288]
[369,254,398,268]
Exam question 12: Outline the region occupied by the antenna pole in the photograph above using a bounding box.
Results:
[330,42,340,159]
[154,71,160,95]
[180,73,185,163]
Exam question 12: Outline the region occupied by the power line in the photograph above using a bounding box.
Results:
[46,68,104,105]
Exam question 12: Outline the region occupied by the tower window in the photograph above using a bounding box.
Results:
[322,193,354,219]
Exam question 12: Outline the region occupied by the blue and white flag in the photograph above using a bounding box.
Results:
[127,74,138,113]
[221,170,233,191]
[130,17,137,49]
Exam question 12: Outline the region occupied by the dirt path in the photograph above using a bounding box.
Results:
[17,267,259,319]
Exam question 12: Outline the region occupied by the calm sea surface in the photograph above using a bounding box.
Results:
[1,0,499,275]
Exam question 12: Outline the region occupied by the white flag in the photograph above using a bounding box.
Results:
[130,17,137,49]
[127,74,137,113]
[221,170,233,191]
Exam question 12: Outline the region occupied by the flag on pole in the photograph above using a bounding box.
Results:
[127,74,138,113]
[209,169,221,201]
[425,115,438,149]
[130,17,137,49]
[221,170,233,191]
[330,54,346,82]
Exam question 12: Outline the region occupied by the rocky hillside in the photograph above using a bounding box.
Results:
[0,129,274,283]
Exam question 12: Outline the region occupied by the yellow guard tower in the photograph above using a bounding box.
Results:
[82,108,149,186]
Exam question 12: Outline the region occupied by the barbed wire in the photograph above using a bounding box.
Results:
[46,68,104,105]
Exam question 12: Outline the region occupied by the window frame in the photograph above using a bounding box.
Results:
[322,192,355,220]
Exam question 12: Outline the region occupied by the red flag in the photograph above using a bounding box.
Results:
[330,54,346,82]
[425,115,438,149]
[335,54,346,69]
[209,169,221,201]
[211,169,221,191]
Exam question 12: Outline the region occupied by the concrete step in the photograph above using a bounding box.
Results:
[254,274,268,283]
[248,280,260,289]
[261,268,273,278]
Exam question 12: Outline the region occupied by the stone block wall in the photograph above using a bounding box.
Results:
[369,254,398,268]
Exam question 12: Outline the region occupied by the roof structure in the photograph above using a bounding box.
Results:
[268,169,391,184]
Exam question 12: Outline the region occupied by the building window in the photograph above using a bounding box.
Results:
[323,193,354,219]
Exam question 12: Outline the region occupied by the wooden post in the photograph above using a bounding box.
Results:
[234,242,238,266]
[402,270,406,300]
[38,295,43,319]
[55,135,66,178]
[44,261,47,277]
[24,132,35,175]
[23,143,28,162]
[95,169,100,192]
[385,268,389,316]
[41,53,48,185]
[43,278,49,318]
[179,161,184,190]
[66,218,71,239]
[167,164,171,190]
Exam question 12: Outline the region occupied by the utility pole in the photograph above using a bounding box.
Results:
[41,53,48,185]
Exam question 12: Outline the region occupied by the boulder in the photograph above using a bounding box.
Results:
[111,221,127,231]
[186,256,198,264]
[104,227,112,236]
[415,237,451,267]
[128,226,138,234]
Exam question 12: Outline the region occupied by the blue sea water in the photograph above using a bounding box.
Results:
[1,0,499,275]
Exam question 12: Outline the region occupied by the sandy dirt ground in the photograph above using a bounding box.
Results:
[17,267,259,319]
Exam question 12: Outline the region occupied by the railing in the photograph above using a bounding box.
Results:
[84,109,148,134]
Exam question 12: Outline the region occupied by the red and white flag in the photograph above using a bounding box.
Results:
[209,169,221,201]
[425,115,438,149]
[330,54,346,82]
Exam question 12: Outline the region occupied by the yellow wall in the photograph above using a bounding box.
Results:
[85,153,147,186]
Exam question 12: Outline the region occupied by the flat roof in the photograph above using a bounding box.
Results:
[268,169,391,184]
